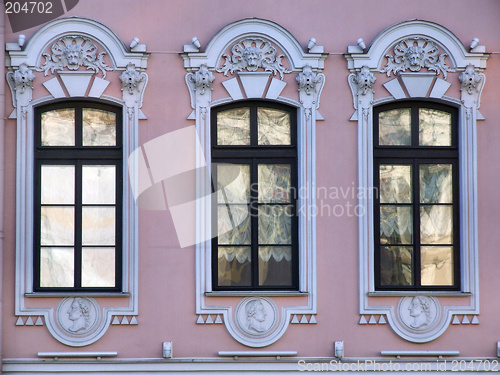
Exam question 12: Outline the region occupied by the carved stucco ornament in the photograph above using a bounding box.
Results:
[188,64,215,95]
[381,37,454,79]
[217,38,291,79]
[296,64,323,95]
[352,66,376,96]
[6,63,35,112]
[459,64,483,95]
[120,63,147,95]
[38,36,112,78]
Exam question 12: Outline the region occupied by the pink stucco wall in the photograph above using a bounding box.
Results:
[3,0,500,360]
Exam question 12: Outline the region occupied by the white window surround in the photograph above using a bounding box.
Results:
[345,20,488,342]
[6,17,148,346]
[182,18,326,347]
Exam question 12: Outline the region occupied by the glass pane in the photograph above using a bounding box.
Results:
[258,246,292,286]
[40,207,74,245]
[41,108,75,146]
[218,205,250,244]
[378,108,411,146]
[420,205,453,244]
[40,247,74,287]
[41,165,75,204]
[379,165,412,203]
[380,206,412,244]
[217,164,250,203]
[217,246,251,286]
[259,164,291,203]
[419,108,452,146]
[82,165,116,204]
[420,164,452,204]
[380,246,413,286]
[82,207,115,246]
[258,205,292,244]
[421,246,454,286]
[257,108,291,145]
[83,108,116,146]
[217,108,250,145]
[82,247,115,287]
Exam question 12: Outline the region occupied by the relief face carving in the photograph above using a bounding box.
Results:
[398,296,440,332]
[235,297,278,337]
[56,297,100,336]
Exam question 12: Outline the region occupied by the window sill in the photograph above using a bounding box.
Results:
[368,291,471,297]
[206,291,308,297]
[25,292,130,298]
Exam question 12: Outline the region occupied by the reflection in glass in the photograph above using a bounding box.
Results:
[83,108,117,146]
[82,165,116,204]
[82,247,115,287]
[41,108,75,146]
[379,165,412,203]
[420,164,452,203]
[259,164,291,203]
[40,207,74,245]
[257,108,291,145]
[217,108,250,145]
[421,246,454,285]
[217,246,251,286]
[217,164,250,204]
[379,108,411,145]
[40,247,74,287]
[420,205,453,244]
[259,246,292,286]
[258,205,292,244]
[41,165,75,204]
[380,206,412,244]
[82,207,115,246]
[380,246,413,286]
[218,205,250,244]
[419,108,452,146]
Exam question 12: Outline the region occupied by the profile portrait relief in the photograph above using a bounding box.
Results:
[67,297,91,333]
[408,296,432,329]
[245,299,267,333]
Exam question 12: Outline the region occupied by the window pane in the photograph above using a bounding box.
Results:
[258,205,292,244]
[258,246,292,286]
[379,165,412,203]
[420,164,452,203]
[380,246,413,286]
[420,205,453,244]
[40,247,74,287]
[380,206,413,244]
[41,165,75,204]
[378,108,411,146]
[82,165,116,204]
[218,205,250,244]
[83,108,116,146]
[41,108,75,146]
[217,164,250,203]
[40,207,74,245]
[217,108,250,145]
[421,246,454,286]
[82,207,115,246]
[259,164,291,203]
[82,247,115,287]
[257,108,291,145]
[217,246,251,286]
[419,108,452,146]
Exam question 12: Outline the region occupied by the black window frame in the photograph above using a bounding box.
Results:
[211,100,299,291]
[33,100,123,293]
[373,100,460,291]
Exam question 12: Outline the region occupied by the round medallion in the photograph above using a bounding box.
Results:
[56,297,100,336]
[235,297,279,337]
[398,296,441,332]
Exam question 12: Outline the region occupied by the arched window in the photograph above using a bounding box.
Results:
[373,102,459,291]
[211,101,298,290]
[33,101,122,292]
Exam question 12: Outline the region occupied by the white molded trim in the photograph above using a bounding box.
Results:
[346,20,487,343]
[183,18,326,347]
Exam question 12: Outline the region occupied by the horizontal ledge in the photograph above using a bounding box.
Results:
[26,292,130,298]
[368,292,471,297]
[381,351,459,357]
[38,352,118,358]
[206,292,308,297]
[218,351,297,358]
